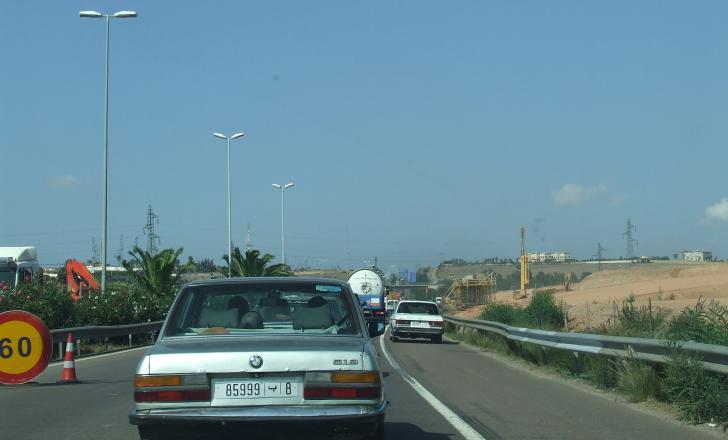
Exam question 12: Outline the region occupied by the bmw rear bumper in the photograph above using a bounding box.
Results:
[130,399,388,426]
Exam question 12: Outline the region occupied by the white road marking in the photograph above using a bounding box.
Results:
[379,329,487,440]
[48,346,150,367]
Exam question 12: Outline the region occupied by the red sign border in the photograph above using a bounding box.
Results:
[0,310,53,384]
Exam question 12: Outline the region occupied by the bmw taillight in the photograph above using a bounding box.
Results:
[432,321,443,327]
[304,371,382,400]
[396,320,410,325]
[134,374,210,402]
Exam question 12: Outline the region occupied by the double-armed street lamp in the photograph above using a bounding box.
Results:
[79,10,137,292]
[271,183,295,265]
[213,132,245,276]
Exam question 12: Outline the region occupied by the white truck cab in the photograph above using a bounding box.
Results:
[0,247,41,288]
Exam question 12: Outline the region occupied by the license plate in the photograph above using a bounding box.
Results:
[411,321,429,328]
[214,380,300,399]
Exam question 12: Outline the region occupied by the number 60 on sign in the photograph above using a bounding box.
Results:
[0,310,52,384]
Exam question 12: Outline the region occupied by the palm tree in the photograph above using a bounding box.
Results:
[122,246,184,296]
[220,247,293,277]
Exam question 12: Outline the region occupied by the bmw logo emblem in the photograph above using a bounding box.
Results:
[249,354,263,369]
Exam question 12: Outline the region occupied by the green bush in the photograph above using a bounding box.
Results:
[481,303,524,325]
[524,290,565,329]
[664,347,728,424]
[614,352,662,402]
[0,280,75,329]
[0,281,172,329]
[480,290,565,330]
[608,297,670,338]
[74,282,173,326]
[521,343,546,365]
[546,348,581,375]
[667,300,728,345]
[584,354,618,388]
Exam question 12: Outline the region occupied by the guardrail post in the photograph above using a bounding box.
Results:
[541,347,549,366]
[128,334,132,347]
[58,341,63,360]
[76,339,81,357]
[573,352,581,376]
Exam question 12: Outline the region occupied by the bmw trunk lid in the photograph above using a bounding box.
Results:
[145,335,367,374]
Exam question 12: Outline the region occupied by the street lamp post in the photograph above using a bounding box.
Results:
[214,132,245,277]
[272,182,294,265]
[80,10,137,292]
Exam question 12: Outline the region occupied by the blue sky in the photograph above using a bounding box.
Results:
[2,1,728,269]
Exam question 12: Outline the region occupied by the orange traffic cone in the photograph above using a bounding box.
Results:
[59,333,79,383]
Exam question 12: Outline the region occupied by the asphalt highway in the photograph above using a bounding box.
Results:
[0,336,722,440]
[0,344,465,440]
[380,332,722,440]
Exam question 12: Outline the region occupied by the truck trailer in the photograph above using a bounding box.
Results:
[347,267,388,327]
[0,247,41,289]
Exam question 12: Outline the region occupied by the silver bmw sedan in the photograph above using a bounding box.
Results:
[129,277,387,440]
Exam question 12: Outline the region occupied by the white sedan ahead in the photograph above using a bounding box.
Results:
[388,300,443,343]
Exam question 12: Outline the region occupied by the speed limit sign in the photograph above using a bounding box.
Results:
[0,310,52,384]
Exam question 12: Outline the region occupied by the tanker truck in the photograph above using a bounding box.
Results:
[0,247,42,289]
[347,267,388,327]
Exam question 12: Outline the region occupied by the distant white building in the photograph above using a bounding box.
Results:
[527,252,575,264]
[681,250,713,262]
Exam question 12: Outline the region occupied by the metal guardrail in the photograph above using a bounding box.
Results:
[49,321,164,359]
[49,321,164,343]
[443,315,728,375]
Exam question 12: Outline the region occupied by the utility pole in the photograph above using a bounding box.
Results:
[623,218,638,259]
[594,242,607,272]
[115,233,125,264]
[520,226,529,293]
[143,205,159,254]
[245,223,252,251]
[90,237,100,265]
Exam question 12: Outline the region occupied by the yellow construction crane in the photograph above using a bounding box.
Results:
[519,226,529,294]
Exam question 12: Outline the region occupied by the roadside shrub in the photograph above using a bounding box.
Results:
[479,290,565,330]
[0,278,173,329]
[480,303,524,325]
[524,290,565,329]
[608,297,670,338]
[545,348,581,375]
[0,280,75,328]
[74,282,173,326]
[667,300,728,346]
[614,349,662,402]
[584,354,617,389]
[663,347,728,424]
[521,343,545,365]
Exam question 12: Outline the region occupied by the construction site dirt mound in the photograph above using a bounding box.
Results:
[455,262,728,331]
[577,262,728,289]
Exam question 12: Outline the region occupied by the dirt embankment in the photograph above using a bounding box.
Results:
[456,262,728,330]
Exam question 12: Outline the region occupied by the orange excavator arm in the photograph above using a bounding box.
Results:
[66,259,100,302]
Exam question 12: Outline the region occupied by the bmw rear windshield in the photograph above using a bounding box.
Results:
[165,281,361,337]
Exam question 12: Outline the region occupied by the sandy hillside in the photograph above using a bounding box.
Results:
[458,262,728,330]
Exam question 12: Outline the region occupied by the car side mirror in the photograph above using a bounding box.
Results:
[368,322,384,338]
